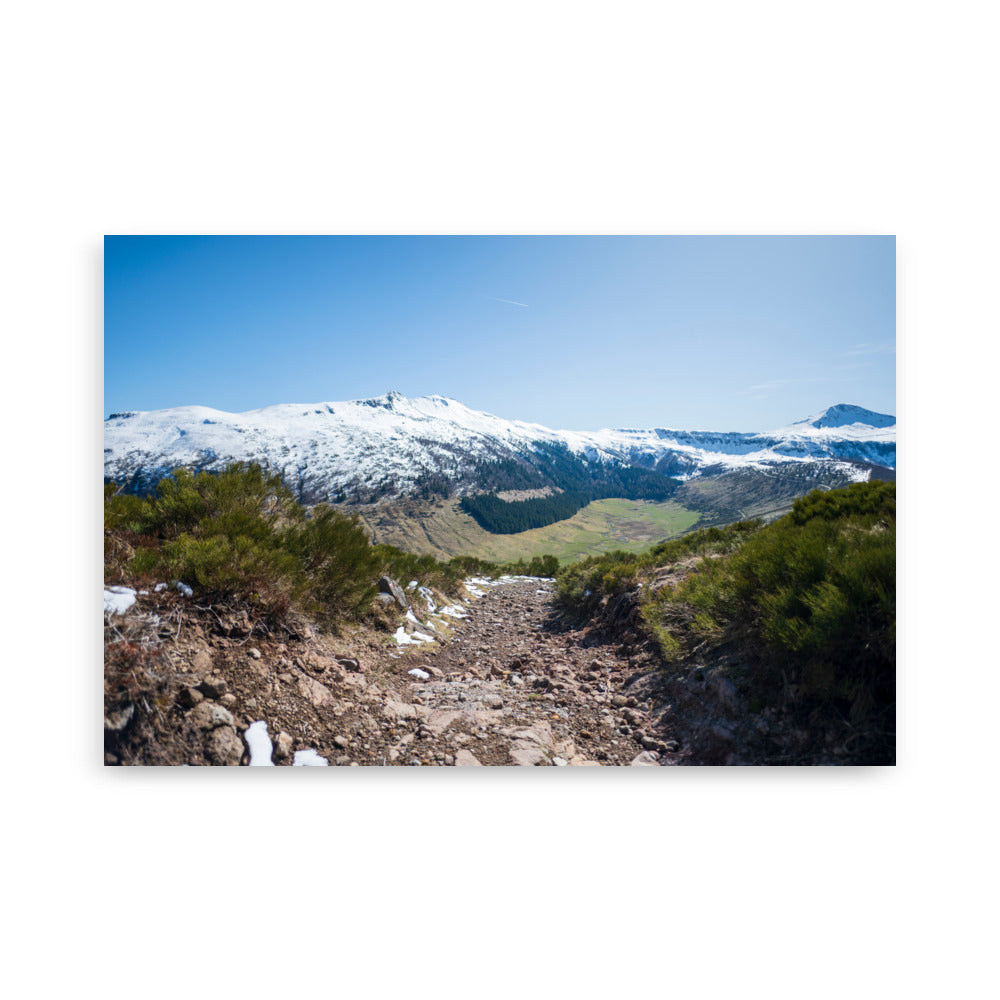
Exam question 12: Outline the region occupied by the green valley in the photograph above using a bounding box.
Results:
[356,496,701,564]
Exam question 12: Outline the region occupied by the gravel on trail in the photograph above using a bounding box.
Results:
[366,577,682,766]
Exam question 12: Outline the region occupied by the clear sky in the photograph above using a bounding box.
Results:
[104,235,895,431]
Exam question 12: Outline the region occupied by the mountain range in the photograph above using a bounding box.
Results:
[104,392,896,505]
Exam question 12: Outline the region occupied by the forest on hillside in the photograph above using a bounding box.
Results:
[460,443,680,533]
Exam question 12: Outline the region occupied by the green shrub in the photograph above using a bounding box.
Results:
[105,462,501,628]
[284,506,380,623]
[647,482,896,725]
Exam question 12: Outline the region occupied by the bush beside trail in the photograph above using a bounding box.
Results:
[555,481,896,764]
[105,462,560,633]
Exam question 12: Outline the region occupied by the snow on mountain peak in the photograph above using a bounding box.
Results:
[794,403,895,430]
[104,392,897,503]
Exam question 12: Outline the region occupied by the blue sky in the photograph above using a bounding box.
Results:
[104,235,895,431]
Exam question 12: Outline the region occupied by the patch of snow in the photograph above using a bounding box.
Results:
[406,580,418,590]
[154,582,168,592]
[394,627,435,646]
[439,604,468,619]
[174,581,193,597]
[408,668,431,680]
[104,586,136,615]
[293,749,328,766]
[105,393,895,507]
[245,721,275,766]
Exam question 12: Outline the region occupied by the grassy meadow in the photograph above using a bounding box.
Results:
[357,496,701,564]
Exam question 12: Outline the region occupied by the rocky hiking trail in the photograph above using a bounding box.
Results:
[105,573,710,766]
[381,577,680,766]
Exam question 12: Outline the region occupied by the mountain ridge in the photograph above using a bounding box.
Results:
[104,392,896,504]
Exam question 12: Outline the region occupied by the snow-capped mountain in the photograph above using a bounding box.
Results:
[104,392,896,503]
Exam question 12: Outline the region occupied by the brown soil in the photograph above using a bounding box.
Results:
[104,577,696,767]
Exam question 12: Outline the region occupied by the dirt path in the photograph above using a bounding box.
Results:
[105,575,691,766]
[366,577,681,766]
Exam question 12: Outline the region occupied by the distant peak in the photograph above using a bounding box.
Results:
[796,403,896,430]
[356,390,407,410]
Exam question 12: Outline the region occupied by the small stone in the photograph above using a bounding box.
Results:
[204,725,243,765]
[176,686,204,709]
[454,749,482,766]
[333,735,350,749]
[189,701,235,730]
[191,650,213,674]
[104,753,119,766]
[273,732,294,763]
[630,751,661,766]
[337,657,363,673]
[552,756,568,766]
[197,676,228,699]
[219,693,238,710]
[248,647,262,660]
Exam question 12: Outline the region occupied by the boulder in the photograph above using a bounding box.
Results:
[377,576,409,610]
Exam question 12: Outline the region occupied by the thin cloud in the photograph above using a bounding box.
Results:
[841,342,895,357]
[488,296,529,308]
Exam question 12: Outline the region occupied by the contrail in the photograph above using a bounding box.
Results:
[489,296,528,308]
